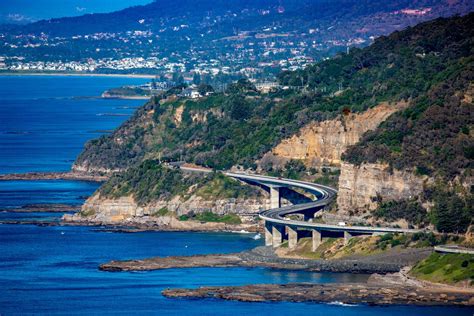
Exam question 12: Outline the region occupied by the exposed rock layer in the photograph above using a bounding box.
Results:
[62,192,268,226]
[337,162,426,216]
[162,283,474,306]
[260,102,406,168]
[99,246,431,274]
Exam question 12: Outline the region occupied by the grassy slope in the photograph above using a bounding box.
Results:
[410,252,474,285]
[280,233,465,260]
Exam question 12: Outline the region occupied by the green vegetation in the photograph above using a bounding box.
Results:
[410,253,474,285]
[73,15,474,232]
[99,161,260,205]
[313,168,340,187]
[375,232,466,249]
[151,207,172,217]
[266,159,308,180]
[283,232,466,260]
[428,186,473,234]
[178,211,242,225]
[78,209,96,217]
[99,160,196,205]
[373,199,428,227]
[195,173,261,200]
[343,59,473,181]
[76,14,474,174]
[105,86,151,97]
[371,182,472,234]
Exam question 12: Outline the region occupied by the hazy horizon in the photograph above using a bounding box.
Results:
[0,0,152,24]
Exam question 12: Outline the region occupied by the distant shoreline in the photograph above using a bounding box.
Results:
[0,171,107,182]
[0,72,156,79]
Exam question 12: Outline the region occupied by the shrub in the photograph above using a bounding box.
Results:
[373,199,428,226]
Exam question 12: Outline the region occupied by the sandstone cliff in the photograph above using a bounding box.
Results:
[72,192,268,222]
[62,179,313,231]
[259,102,407,169]
[62,193,266,231]
[337,162,426,217]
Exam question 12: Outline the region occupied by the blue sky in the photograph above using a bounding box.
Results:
[0,0,152,24]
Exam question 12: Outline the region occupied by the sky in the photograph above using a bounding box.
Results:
[0,0,153,24]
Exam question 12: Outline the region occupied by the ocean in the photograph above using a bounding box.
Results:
[0,75,471,315]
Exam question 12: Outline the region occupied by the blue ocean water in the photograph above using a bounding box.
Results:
[1,224,471,315]
[0,75,147,174]
[0,76,472,315]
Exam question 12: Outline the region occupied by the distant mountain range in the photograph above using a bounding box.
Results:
[1,0,473,76]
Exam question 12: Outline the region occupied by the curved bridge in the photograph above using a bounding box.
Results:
[225,172,421,251]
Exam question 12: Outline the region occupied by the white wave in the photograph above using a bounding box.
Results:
[230,229,252,234]
[327,301,358,307]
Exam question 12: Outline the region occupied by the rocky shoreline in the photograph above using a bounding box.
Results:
[1,204,81,213]
[162,282,474,306]
[99,246,431,274]
[62,214,260,233]
[0,171,108,182]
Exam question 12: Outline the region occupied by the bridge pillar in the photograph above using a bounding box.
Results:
[264,222,273,246]
[288,226,298,249]
[344,231,352,245]
[312,229,322,251]
[272,225,284,248]
[269,186,281,209]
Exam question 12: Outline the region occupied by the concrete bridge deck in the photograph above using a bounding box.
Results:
[224,172,422,251]
[174,165,422,251]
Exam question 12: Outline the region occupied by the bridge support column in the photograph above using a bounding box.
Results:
[312,229,322,251]
[264,222,273,246]
[269,186,281,209]
[272,225,284,248]
[344,231,352,245]
[288,226,298,249]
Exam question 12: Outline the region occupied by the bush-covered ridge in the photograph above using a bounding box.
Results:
[98,160,262,205]
[343,60,473,180]
[75,13,474,173]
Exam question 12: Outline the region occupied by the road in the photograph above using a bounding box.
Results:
[174,164,422,235]
[225,172,422,235]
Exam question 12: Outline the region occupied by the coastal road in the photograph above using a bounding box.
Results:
[174,164,422,249]
[224,172,422,235]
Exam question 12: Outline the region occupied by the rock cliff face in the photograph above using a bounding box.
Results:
[337,162,426,217]
[259,102,406,168]
[62,183,308,229]
[62,193,267,229]
[78,193,268,221]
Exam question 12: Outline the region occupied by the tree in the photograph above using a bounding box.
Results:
[226,79,257,94]
[226,95,252,120]
[197,83,214,95]
[431,192,471,233]
[193,73,201,85]
[283,159,306,179]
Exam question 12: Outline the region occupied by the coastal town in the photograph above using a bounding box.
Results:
[0,3,453,80]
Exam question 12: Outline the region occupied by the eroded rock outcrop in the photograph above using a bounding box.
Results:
[62,192,269,228]
[337,162,426,216]
[260,102,407,169]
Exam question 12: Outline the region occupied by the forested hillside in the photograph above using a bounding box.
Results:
[75,13,474,171]
[74,14,473,232]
